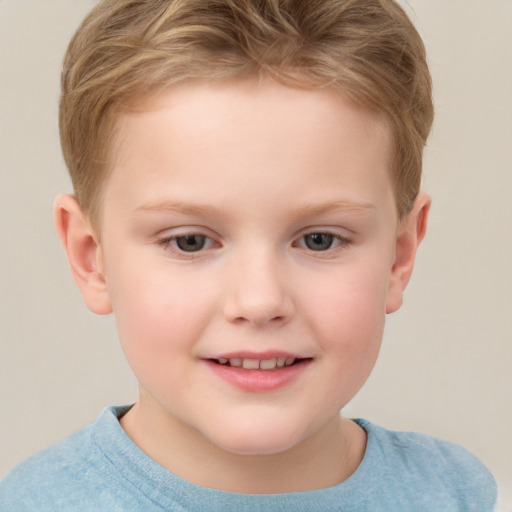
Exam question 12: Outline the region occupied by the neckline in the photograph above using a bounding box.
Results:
[92,405,377,510]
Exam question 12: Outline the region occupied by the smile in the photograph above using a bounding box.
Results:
[205,354,312,392]
[214,357,299,370]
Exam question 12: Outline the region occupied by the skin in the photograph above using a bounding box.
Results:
[55,78,429,494]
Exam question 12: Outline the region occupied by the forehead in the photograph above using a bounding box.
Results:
[104,78,395,221]
[116,78,391,158]
[123,77,390,141]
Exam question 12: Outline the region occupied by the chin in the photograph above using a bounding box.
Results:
[206,421,307,457]
[218,438,297,457]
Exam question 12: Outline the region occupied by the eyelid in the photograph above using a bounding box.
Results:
[293,228,353,253]
[166,234,214,247]
[294,226,352,241]
[297,234,350,248]
[156,227,221,258]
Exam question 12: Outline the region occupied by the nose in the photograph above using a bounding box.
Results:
[223,249,295,327]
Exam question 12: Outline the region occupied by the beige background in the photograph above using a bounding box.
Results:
[1,0,511,508]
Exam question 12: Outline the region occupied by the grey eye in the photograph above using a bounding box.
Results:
[303,233,335,251]
[175,234,207,252]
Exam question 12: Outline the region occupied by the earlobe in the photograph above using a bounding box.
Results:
[54,194,113,315]
[386,192,430,314]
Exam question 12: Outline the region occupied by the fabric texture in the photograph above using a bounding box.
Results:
[0,405,497,511]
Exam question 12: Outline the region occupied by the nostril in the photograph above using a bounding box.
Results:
[229,313,287,327]
[222,282,295,326]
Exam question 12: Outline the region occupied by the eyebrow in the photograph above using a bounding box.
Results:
[134,199,377,218]
[292,201,377,217]
[135,200,229,219]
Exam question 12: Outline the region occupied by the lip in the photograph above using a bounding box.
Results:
[207,350,307,361]
[203,351,312,392]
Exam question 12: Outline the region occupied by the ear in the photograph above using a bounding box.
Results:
[54,194,113,315]
[386,191,430,314]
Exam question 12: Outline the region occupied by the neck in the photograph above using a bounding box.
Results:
[120,401,367,494]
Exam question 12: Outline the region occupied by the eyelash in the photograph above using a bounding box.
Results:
[157,231,351,258]
[158,233,216,257]
[294,232,351,253]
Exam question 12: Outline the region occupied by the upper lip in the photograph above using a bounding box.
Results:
[204,350,311,360]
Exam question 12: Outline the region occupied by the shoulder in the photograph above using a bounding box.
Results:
[1,422,99,510]
[0,407,133,512]
[356,419,497,510]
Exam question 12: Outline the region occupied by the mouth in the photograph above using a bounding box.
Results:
[204,352,313,391]
[209,356,308,371]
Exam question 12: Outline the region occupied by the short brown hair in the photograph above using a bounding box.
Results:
[60,0,433,226]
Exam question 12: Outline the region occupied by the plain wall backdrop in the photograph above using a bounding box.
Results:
[1,0,511,508]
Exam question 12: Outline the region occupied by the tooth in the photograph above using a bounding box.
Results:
[285,357,296,366]
[276,357,286,367]
[218,358,228,365]
[229,358,242,367]
[242,359,260,370]
[260,358,277,370]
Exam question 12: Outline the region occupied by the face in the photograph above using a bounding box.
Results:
[97,78,400,456]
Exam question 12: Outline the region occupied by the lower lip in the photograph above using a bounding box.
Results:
[204,360,311,392]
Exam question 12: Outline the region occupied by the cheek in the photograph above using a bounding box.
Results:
[306,261,390,337]
[312,279,387,406]
[106,262,214,372]
[302,258,391,375]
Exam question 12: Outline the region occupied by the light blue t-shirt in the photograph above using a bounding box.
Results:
[0,405,497,511]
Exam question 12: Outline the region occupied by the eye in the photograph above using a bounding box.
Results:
[297,232,349,252]
[303,233,334,251]
[160,233,213,253]
[175,234,207,252]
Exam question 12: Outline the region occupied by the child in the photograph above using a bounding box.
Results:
[0,0,497,510]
